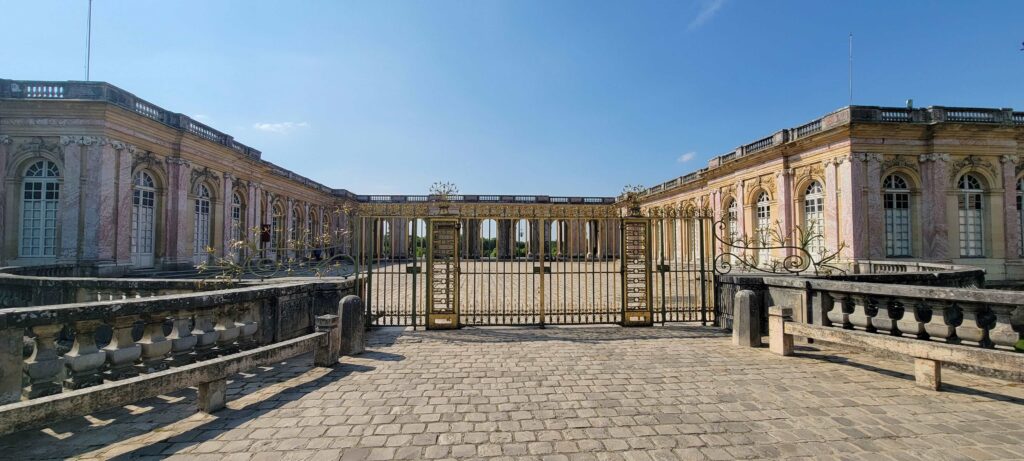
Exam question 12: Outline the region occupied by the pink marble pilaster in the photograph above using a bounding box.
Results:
[221,173,234,255]
[865,154,885,259]
[247,183,259,243]
[58,137,83,263]
[94,142,120,262]
[1001,155,1020,259]
[823,159,839,254]
[919,154,950,259]
[836,155,857,259]
[0,136,10,263]
[775,169,793,255]
[112,143,133,265]
[164,158,192,266]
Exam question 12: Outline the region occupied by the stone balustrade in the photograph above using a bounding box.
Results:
[799,278,1024,352]
[0,272,240,308]
[0,280,350,406]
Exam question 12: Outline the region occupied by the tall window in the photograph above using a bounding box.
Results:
[726,199,738,242]
[193,184,212,264]
[131,171,156,267]
[803,181,824,256]
[957,174,984,257]
[883,174,911,257]
[756,192,771,265]
[20,160,60,257]
[231,192,244,244]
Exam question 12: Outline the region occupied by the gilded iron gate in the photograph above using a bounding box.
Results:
[354,196,714,328]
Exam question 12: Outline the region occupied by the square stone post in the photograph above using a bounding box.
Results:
[914,358,941,391]
[768,306,793,356]
[198,378,227,413]
[315,314,341,367]
[0,327,22,405]
[732,290,761,347]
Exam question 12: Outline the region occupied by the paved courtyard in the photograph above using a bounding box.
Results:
[2,325,1023,460]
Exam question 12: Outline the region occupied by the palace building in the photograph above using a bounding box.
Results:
[2,79,1023,279]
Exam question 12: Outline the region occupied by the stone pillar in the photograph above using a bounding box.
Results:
[734,181,746,260]
[58,137,83,264]
[339,295,366,355]
[914,358,941,391]
[837,154,870,260]
[247,182,259,245]
[222,173,234,255]
[314,314,341,367]
[732,290,761,347]
[865,154,885,259]
[164,157,192,268]
[823,158,839,255]
[94,141,124,267]
[0,136,11,265]
[1001,155,1020,260]
[919,154,951,259]
[768,306,793,356]
[497,219,511,259]
[775,169,793,257]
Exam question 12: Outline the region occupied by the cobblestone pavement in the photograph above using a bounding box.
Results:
[3,325,1024,460]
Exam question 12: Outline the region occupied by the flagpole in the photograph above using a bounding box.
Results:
[843,33,851,105]
[85,0,92,81]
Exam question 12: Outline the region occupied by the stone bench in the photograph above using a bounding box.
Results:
[767,306,1024,390]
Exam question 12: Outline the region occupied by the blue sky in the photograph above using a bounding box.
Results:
[2,1,1022,196]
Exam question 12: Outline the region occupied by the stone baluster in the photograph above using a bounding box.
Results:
[956,305,993,349]
[870,298,903,336]
[214,306,241,355]
[923,303,959,344]
[191,309,219,361]
[989,306,1021,350]
[826,293,851,329]
[137,314,172,372]
[896,300,929,340]
[23,324,65,399]
[103,316,141,381]
[846,295,873,332]
[167,311,197,366]
[63,320,106,389]
[237,303,259,349]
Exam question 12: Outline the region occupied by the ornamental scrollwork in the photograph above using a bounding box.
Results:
[881,154,919,173]
[948,155,997,181]
[711,219,846,276]
[191,165,221,189]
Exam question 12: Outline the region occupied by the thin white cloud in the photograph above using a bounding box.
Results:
[688,0,726,31]
[677,151,697,163]
[252,121,309,134]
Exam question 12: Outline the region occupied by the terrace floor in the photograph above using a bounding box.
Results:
[2,325,1023,460]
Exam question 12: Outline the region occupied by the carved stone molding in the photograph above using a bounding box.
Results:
[948,155,996,181]
[191,166,221,188]
[131,151,165,174]
[16,137,62,157]
[0,135,12,145]
[999,154,1018,165]
[165,157,191,167]
[919,153,951,163]
[59,135,108,146]
[881,154,919,173]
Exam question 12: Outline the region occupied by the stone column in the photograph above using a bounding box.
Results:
[58,137,84,264]
[919,153,950,259]
[94,141,122,267]
[1001,155,1020,260]
[222,173,234,255]
[164,157,192,268]
[823,158,839,255]
[734,181,746,260]
[837,154,870,260]
[865,154,885,259]
[285,198,294,259]
[0,136,11,265]
[497,219,511,259]
[528,219,540,258]
[775,169,793,257]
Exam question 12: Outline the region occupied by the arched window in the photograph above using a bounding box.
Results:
[20,160,61,257]
[231,192,245,244]
[957,174,984,257]
[193,184,212,264]
[803,181,824,256]
[883,174,911,257]
[756,192,771,265]
[131,171,156,267]
[1018,178,1024,257]
[725,199,738,242]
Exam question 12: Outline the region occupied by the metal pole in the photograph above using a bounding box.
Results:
[85,0,93,81]
[848,33,853,105]
[699,217,707,326]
